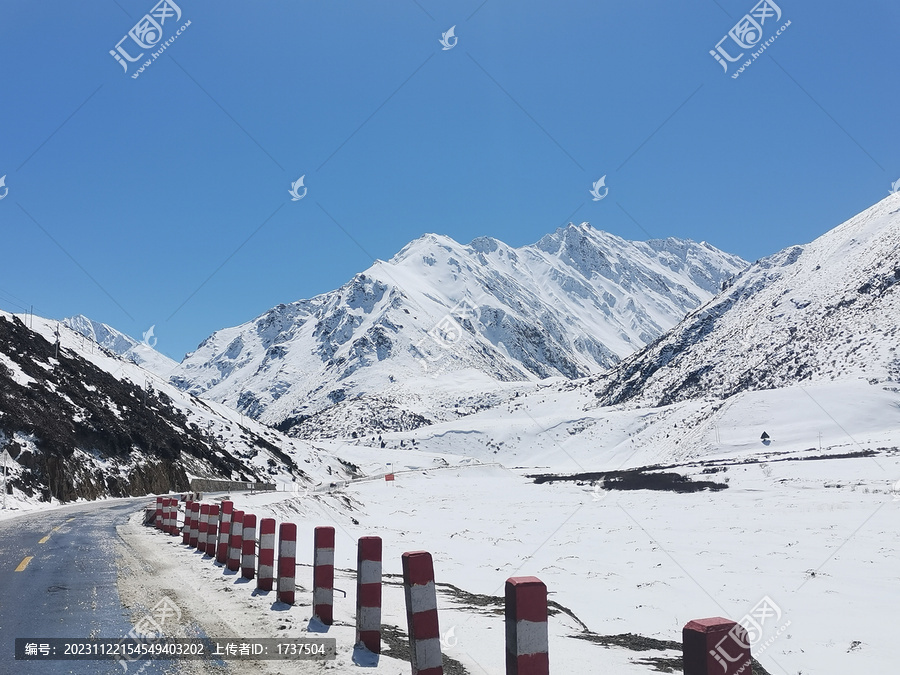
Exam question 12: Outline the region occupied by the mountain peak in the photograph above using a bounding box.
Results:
[171,221,746,437]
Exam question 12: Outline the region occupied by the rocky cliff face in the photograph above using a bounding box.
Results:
[0,314,263,502]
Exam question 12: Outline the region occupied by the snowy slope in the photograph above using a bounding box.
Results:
[64,314,179,377]
[587,193,900,408]
[171,224,745,436]
[0,310,390,507]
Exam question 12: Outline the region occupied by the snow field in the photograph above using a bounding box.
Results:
[129,439,899,674]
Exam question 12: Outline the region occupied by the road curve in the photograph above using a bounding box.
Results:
[0,498,176,675]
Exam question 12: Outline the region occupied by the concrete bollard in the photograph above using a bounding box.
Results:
[182,499,193,544]
[313,526,336,625]
[159,498,167,532]
[216,500,233,564]
[188,502,200,548]
[165,498,176,536]
[160,498,171,534]
[402,551,443,675]
[206,504,219,556]
[241,514,257,579]
[228,510,245,572]
[155,497,163,529]
[505,576,549,675]
[198,503,210,551]
[257,518,276,591]
[356,536,382,654]
[683,617,751,675]
[277,523,297,605]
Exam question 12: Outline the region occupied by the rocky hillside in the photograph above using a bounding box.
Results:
[0,312,334,503]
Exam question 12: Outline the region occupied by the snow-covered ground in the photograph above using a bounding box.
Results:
[114,376,900,674]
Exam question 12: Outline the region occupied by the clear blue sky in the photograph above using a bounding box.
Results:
[1,1,897,360]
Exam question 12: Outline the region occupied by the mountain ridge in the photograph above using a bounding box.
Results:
[586,193,900,408]
[170,222,747,437]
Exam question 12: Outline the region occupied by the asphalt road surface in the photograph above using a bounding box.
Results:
[0,499,177,675]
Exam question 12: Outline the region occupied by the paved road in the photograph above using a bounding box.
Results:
[0,499,176,675]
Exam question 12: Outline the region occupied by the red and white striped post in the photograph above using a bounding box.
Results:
[167,498,178,536]
[206,504,219,556]
[216,501,233,564]
[683,617,751,675]
[277,523,297,605]
[241,514,257,579]
[257,518,276,591]
[402,551,443,675]
[198,503,210,551]
[228,510,245,572]
[182,499,193,544]
[160,498,170,533]
[154,497,163,529]
[313,526,335,625]
[356,536,382,654]
[188,502,200,548]
[505,576,549,675]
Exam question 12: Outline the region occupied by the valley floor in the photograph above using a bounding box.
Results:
[120,441,899,674]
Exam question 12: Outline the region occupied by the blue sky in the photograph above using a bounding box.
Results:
[1,0,897,360]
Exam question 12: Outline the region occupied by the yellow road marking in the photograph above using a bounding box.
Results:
[40,523,66,543]
[15,556,33,572]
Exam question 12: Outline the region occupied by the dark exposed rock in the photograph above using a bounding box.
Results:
[0,315,261,502]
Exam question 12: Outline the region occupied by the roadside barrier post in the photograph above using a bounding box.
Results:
[182,499,193,545]
[227,510,244,572]
[277,523,297,605]
[257,518,276,591]
[505,576,549,675]
[313,526,335,625]
[683,617,751,675]
[216,500,233,564]
[188,502,200,548]
[241,514,257,579]
[205,504,219,556]
[198,503,210,551]
[401,550,443,675]
[356,536,382,654]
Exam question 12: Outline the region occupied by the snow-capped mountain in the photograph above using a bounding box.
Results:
[589,193,900,408]
[64,314,178,376]
[171,223,746,436]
